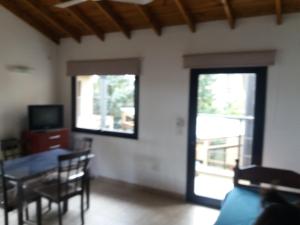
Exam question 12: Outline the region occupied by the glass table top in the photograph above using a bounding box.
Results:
[4,149,70,181]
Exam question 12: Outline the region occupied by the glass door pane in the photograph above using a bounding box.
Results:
[194,73,256,201]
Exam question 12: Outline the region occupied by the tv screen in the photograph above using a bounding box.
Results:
[29,105,64,131]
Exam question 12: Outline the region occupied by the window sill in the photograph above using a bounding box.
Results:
[72,127,138,140]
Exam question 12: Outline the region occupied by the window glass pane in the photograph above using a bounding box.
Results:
[104,75,135,133]
[75,75,136,135]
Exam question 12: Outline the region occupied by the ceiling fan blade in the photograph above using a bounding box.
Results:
[55,0,88,8]
[55,0,153,8]
[108,0,153,4]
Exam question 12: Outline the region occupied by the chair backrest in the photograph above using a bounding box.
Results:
[57,151,92,198]
[1,138,21,160]
[73,137,93,152]
[0,161,8,209]
[234,160,300,190]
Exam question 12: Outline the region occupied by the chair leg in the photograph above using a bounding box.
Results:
[25,207,30,221]
[63,200,68,214]
[58,202,63,225]
[37,198,42,225]
[86,179,90,210]
[81,193,85,225]
[4,211,9,225]
[48,200,52,211]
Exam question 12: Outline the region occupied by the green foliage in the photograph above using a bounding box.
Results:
[198,75,243,116]
[198,75,218,113]
[93,82,101,115]
[223,102,243,116]
[93,76,135,128]
[106,76,134,117]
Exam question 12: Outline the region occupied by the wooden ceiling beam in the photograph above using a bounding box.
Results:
[0,0,60,44]
[93,1,131,39]
[275,0,283,25]
[67,6,105,41]
[21,0,81,43]
[220,0,235,29]
[174,0,196,32]
[135,5,162,36]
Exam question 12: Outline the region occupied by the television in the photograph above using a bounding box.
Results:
[28,105,64,131]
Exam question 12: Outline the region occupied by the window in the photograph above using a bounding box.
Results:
[72,74,139,139]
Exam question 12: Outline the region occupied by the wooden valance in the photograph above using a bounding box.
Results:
[67,58,141,76]
[183,50,276,69]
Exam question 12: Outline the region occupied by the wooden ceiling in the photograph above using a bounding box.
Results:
[0,0,299,44]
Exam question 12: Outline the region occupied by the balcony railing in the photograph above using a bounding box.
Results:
[196,136,243,170]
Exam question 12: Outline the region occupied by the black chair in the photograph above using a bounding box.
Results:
[34,151,92,225]
[74,137,93,209]
[1,138,22,160]
[1,138,34,220]
[73,137,93,152]
[69,137,93,210]
[0,161,41,225]
[46,137,94,211]
[43,137,94,212]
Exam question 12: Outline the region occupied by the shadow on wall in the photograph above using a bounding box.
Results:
[0,110,27,139]
[133,153,163,188]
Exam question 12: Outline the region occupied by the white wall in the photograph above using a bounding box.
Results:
[0,7,58,139]
[58,14,300,195]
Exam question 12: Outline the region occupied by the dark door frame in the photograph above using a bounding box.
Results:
[186,67,268,209]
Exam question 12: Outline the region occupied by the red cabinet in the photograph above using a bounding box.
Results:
[23,128,69,154]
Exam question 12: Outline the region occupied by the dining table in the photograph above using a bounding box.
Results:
[4,148,71,225]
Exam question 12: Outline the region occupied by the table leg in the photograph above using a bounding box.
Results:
[63,200,68,214]
[37,198,42,225]
[17,181,23,225]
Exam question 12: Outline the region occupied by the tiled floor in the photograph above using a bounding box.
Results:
[1,179,219,225]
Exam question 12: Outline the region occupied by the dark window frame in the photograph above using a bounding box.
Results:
[71,75,139,139]
[186,67,267,208]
